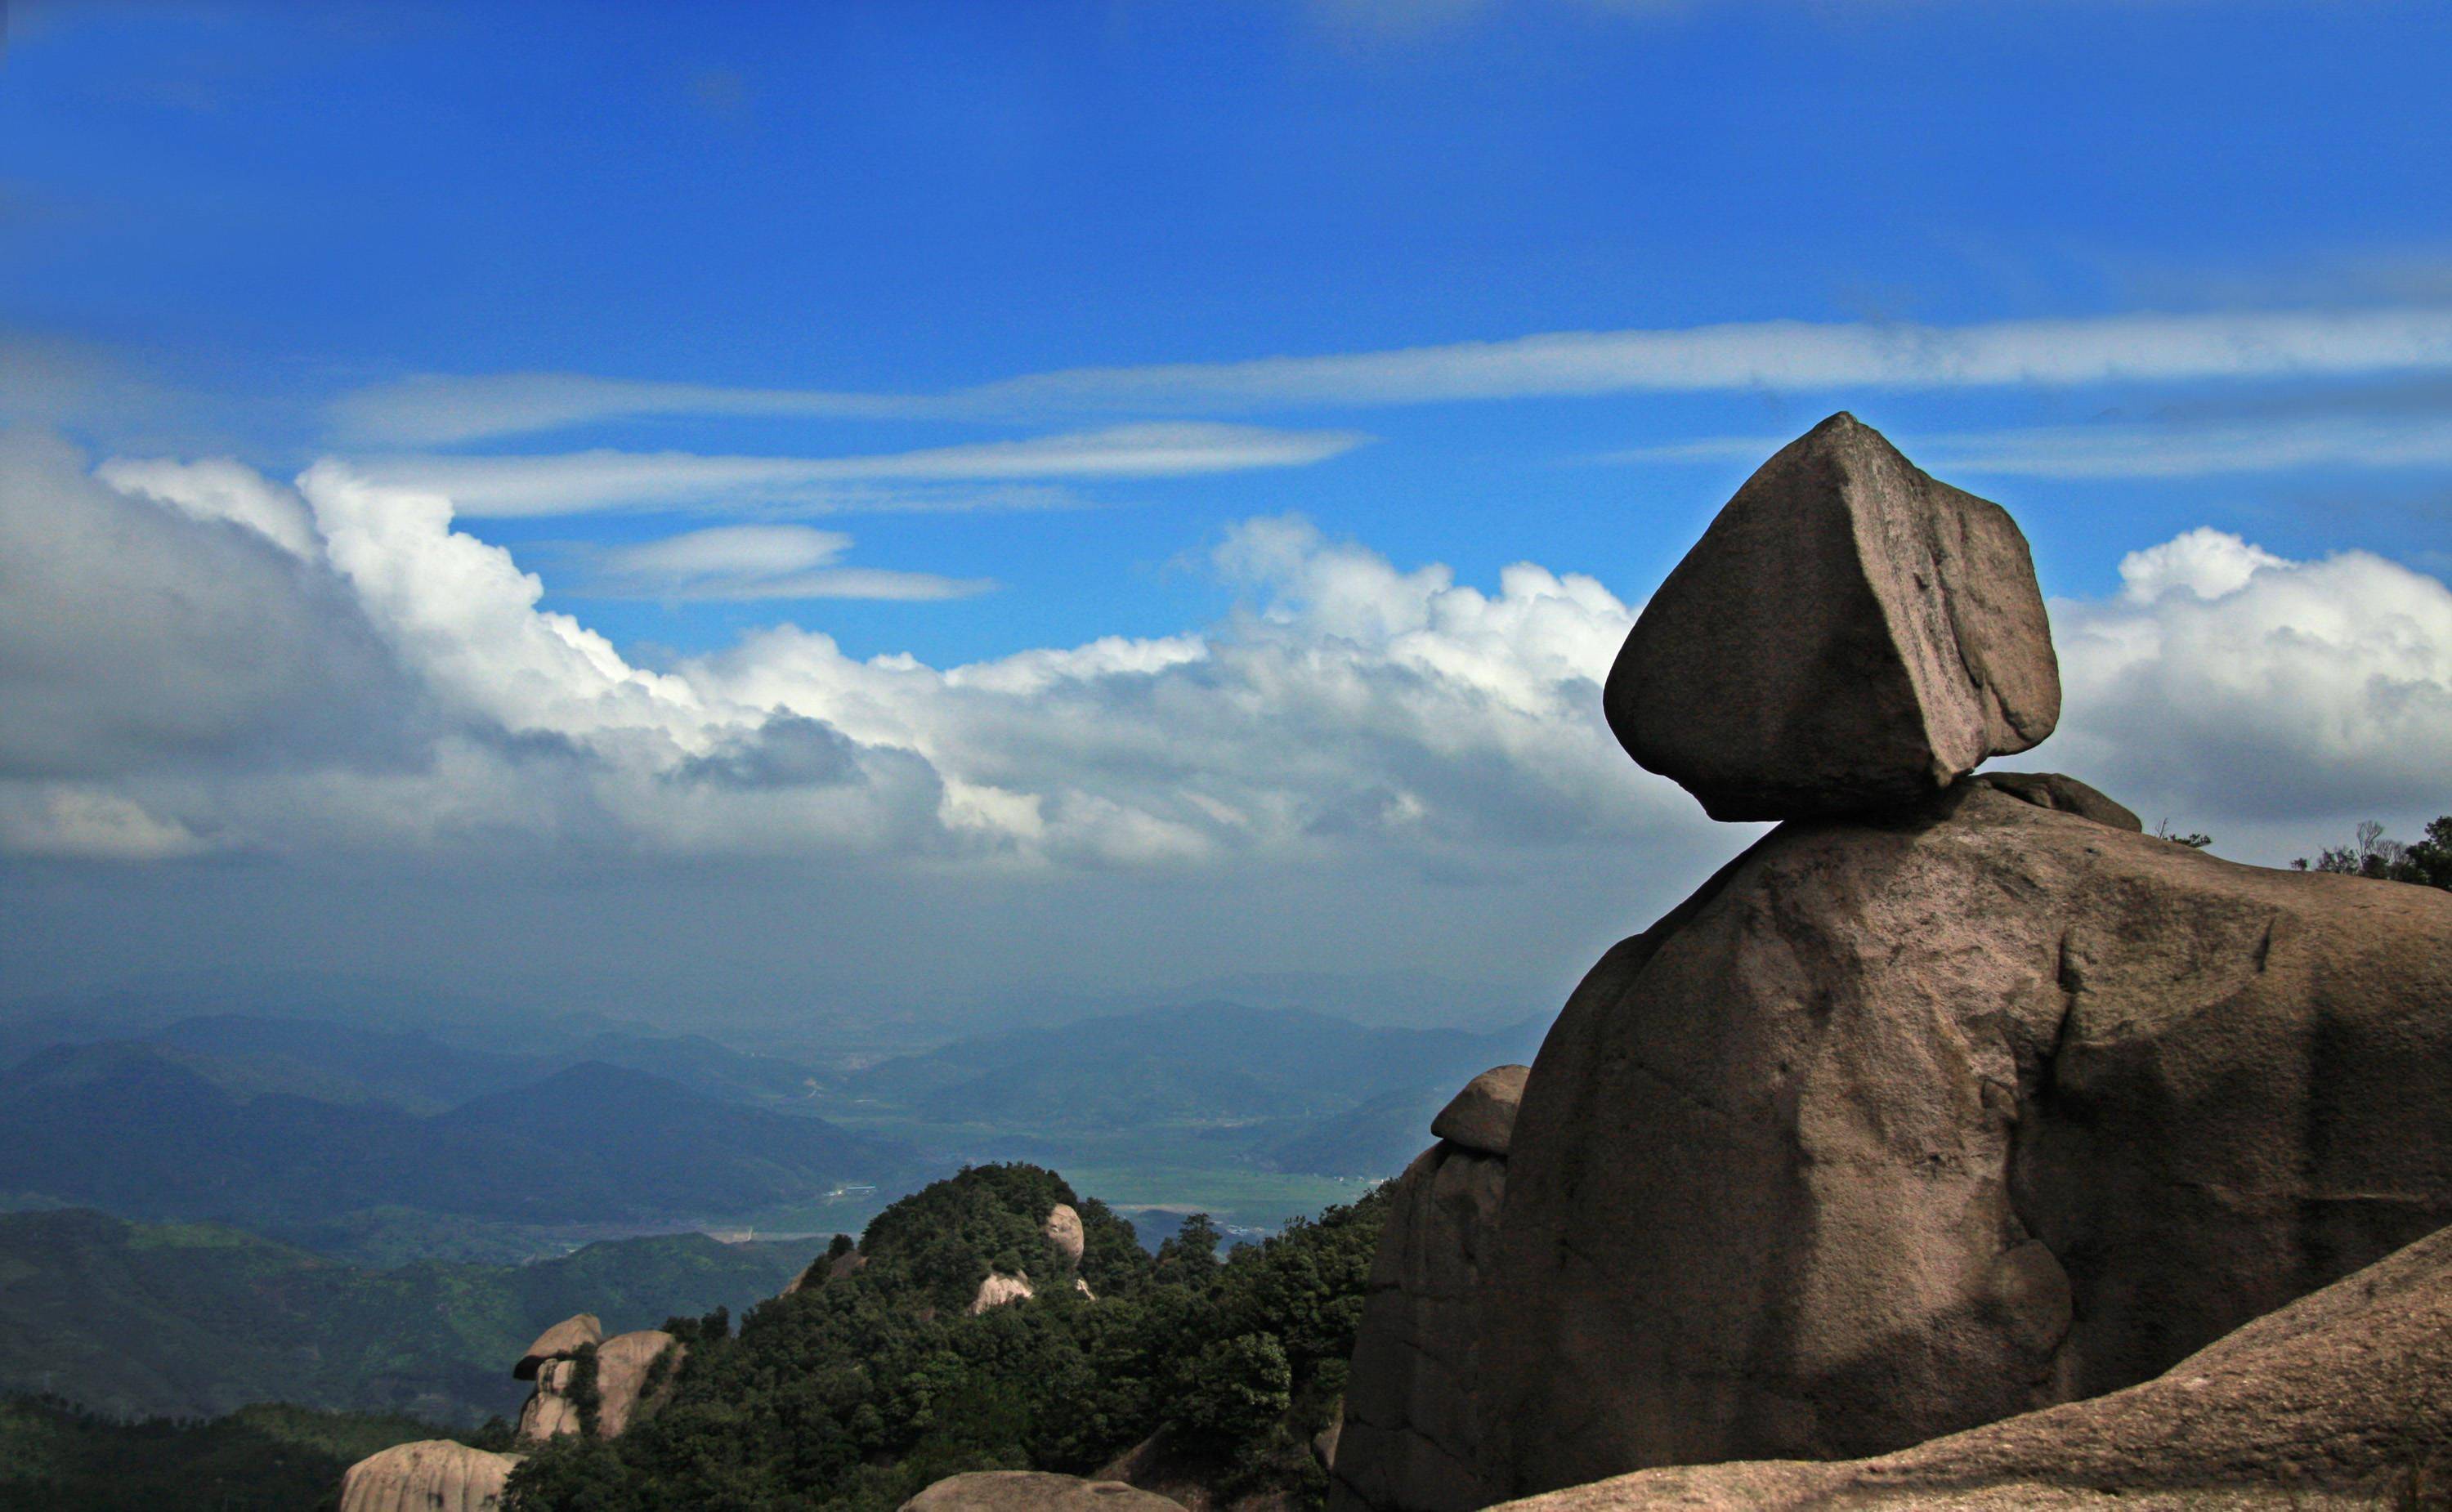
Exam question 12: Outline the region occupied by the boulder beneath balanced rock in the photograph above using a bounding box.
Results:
[1487,1219,2452,1511]
[592,1328,681,1438]
[1331,1134,1513,1512]
[1474,781,2452,1498]
[517,1354,584,1441]
[902,1470,1186,1512]
[338,1439,521,1512]
[513,1313,600,1381]
[1045,1203,1086,1268]
[1604,413,2060,821]
[1428,1066,1529,1157]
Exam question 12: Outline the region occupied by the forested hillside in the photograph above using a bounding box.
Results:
[508,1164,1387,1512]
[0,1209,824,1423]
[0,1047,911,1229]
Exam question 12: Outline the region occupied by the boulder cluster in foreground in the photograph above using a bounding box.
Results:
[1330,414,2452,1512]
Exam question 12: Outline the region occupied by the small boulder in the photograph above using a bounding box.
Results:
[1429,1065,1530,1156]
[338,1439,521,1512]
[1604,413,2060,820]
[902,1470,1186,1512]
[513,1313,601,1381]
[1045,1203,1086,1268]
[1972,770,2141,831]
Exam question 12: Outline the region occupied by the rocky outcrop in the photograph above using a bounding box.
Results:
[592,1328,682,1438]
[1046,1202,1086,1268]
[516,1327,681,1441]
[1427,1067,1528,1156]
[971,1270,1036,1313]
[513,1313,600,1380]
[1478,781,2452,1495]
[1604,414,2059,821]
[338,1439,521,1512]
[518,1353,585,1440]
[1486,1219,2452,1510]
[784,1242,864,1295]
[1330,1067,1529,1512]
[903,1470,1186,1512]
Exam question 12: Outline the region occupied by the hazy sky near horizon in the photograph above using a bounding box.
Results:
[3,0,2450,1027]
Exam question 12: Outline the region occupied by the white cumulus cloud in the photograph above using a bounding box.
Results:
[11,436,2447,875]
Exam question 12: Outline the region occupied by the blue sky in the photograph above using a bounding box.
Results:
[2,0,2449,1025]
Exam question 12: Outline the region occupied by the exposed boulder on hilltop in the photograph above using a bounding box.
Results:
[1331,1067,1528,1512]
[1488,1219,2452,1511]
[1604,413,2060,821]
[1480,781,2452,1492]
[338,1438,521,1512]
[903,1470,1187,1512]
[1046,1202,1087,1268]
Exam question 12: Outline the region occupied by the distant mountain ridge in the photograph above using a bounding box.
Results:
[853,1000,1544,1130]
[0,1042,911,1228]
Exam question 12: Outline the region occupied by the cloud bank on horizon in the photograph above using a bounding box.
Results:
[4,428,2444,878]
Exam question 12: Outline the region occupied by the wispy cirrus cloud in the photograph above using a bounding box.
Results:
[333,306,2452,444]
[348,422,1372,517]
[574,524,991,602]
[1609,412,2452,480]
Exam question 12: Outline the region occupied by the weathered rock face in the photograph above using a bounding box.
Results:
[902,1470,1186,1512]
[1045,1203,1086,1268]
[516,1328,681,1441]
[513,1313,601,1381]
[1604,414,2060,821]
[1485,1219,2452,1511]
[1331,1067,1530,1512]
[517,1355,584,1441]
[971,1270,1036,1313]
[1428,1067,1529,1157]
[338,1439,521,1512]
[1477,782,2452,1497]
[592,1328,682,1438]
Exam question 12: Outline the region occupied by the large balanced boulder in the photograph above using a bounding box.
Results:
[1475,781,2452,1497]
[338,1439,521,1512]
[902,1470,1186,1512]
[1331,1067,1530,1512]
[1486,1219,2452,1510]
[1604,413,2060,820]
